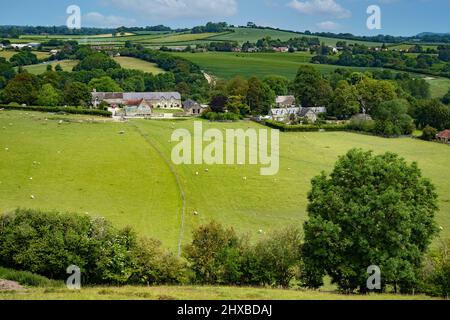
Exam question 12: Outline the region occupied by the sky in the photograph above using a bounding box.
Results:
[0,0,449,36]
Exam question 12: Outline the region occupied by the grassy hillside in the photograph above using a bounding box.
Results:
[114,56,165,74]
[1,111,449,252]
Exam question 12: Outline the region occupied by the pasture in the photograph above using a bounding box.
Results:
[113,56,165,74]
[1,111,449,253]
[20,60,78,74]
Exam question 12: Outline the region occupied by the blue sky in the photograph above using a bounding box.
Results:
[0,0,449,36]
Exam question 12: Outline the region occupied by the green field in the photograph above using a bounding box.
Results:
[0,50,50,61]
[171,51,450,98]
[20,60,78,74]
[114,56,165,74]
[0,285,435,300]
[1,111,449,253]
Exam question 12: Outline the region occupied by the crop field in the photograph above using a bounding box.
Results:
[113,56,165,74]
[1,111,449,253]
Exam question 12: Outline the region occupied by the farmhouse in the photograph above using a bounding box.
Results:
[436,130,450,144]
[92,90,182,109]
[269,107,301,121]
[183,99,206,116]
[276,96,296,108]
[299,107,327,123]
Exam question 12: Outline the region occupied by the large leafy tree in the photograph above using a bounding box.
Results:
[355,77,397,115]
[63,81,92,106]
[89,76,123,92]
[293,65,332,108]
[2,72,39,105]
[246,76,275,115]
[328,80,360,119]
[372,99,415,136]
[37,83,61,106]
[302,149,438,293]
[413,99,450,131]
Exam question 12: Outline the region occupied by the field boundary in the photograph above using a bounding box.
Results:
[130,122,187,256]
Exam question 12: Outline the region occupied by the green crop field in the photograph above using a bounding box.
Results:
[19,60,78,74]
[114,56,165,74]
[1,111,449,253]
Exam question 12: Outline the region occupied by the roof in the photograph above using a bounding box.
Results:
[270,108,301,116]
[276,96,296,105]
[437,130,450,139]
[92,92,181,101]
[124,92,181,101]
[299,107,327,117]
[183,99,201,109]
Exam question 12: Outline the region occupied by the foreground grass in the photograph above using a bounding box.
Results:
[0,285,435,300]
[1,111,449,251]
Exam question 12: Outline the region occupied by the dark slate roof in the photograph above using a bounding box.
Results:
[123,92,181,100]
[183,99,201,109]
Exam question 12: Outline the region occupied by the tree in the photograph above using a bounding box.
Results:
[442,89,450,105]
[0,57,15,89]
[246,76,275,115]
[372,99,415,136]
[37,84,61,106]
[184,221,245,285]
[414,99,450,131]
[9,51,38,66]
[226,76,248,97]
[420,125,438,141]
[63,81,92,107]
[89,76,123,92]
[302,149,438,293]
[210,94,228,113]
[73,52,120,72]
[293,65,332,108]
[329,80,360,119]
[262,76,289,96]
[2,72,39,105]
[54,64,63,72]
[123,76,145,92]
[355,77,397,115]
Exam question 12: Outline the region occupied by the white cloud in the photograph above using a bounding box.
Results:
[83,12,136,28]
[288,0,351,19]
[105,0,238,19]
[316,20,340,30]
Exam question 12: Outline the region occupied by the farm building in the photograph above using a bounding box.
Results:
[92,90,182,109]
[276,96,296,108]
[269,108,301,122]
[436,130,450,144]
[183,99,206,116]
[299,107,327,123]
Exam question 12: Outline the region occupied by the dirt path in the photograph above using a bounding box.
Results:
[202,71,216,86]
[130,122,187,257]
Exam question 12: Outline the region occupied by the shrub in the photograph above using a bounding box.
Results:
[420,125,438,141]
[420,240,450,298]
[183,221,246,285]
[202,111,241,121]
[0,104,112,117]
[0,209,184,285]
[0,267,62,287]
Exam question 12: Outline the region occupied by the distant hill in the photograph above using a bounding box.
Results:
[417,32,450,37]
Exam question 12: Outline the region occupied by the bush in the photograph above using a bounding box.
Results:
[0,267,62,287]
[264,120,349,132]
[420,125,438,141]
[420,240,450,298]
[183,221,246,285]
[0,209,184,285]
[202,111,241,122]
[0,104,112,117]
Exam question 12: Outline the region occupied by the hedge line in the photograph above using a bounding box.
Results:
[0,105,112,117]
[264,120,349,132]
